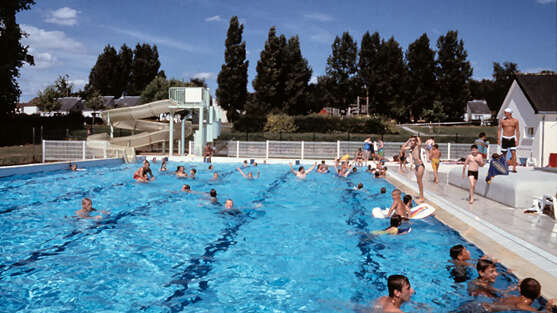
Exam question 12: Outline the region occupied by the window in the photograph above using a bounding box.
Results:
[526,127,535,138]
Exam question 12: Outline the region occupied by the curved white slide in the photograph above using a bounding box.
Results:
[87,99,191,162]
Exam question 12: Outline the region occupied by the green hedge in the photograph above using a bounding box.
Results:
[234,114,388,134]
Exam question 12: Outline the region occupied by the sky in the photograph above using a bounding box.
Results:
[16,0,557,102]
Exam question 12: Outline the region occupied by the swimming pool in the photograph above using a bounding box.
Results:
[0,161,522,312]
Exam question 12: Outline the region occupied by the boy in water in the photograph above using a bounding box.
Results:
[210,172,219,181]
[403,194,413,211]
[237,167,260,179]
[289,162,317,179]
[75,198,109,220]
[134,161,155,182]
[386,189,409,219]
[484,278,556,312]
[462,144,484,204]
[372,214,407,235]
[449,244,473,282]
[429,144,441,184]
[468,259,503,298]
[374,275,414,313]
[175,166,187,178]
[189,168,197,179]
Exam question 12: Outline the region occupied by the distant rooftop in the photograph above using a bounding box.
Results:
[467,100,491,114]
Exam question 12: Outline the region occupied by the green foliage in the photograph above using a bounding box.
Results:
[140,76,206,104]
[217,16,249,122]
[252,27,284,115]
[54,74,73,97]
[264,114,297,133]
[87,45,121,96]
[0,0,35,117]
[421,100,447,122]
[283,36,312,115]
[325,32,359,110]
[233,114,266,132]
[116,44,133,96]
[358,32,382,113]
[86,90,105,112]
[375,37,407,117]
[36,86,60,113]
[491,62,518,111]
[406,33,436,120]
[436,30,472,121]
[129,43,161,95]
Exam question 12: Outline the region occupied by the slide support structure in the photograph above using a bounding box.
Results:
[169,112,174,157]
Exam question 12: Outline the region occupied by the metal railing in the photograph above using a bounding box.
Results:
[42,140,122,162]
[213,140,507,161]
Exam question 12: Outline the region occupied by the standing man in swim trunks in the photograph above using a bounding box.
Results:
[402,136,425,203]
[462,144,484,204]
[498,108,519,173]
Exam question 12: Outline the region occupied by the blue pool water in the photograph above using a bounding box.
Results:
[0,161,527,312]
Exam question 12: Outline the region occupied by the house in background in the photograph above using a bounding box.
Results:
[115,96,142,108]
[464,100,491,124]
[16,101,40,115]
[55,97,83,116]
[497,73,557,167]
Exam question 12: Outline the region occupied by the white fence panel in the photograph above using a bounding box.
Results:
[268,141,302,159]
[303,141,337,159]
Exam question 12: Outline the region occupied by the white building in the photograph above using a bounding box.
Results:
[16,102,40,115]
[464,100,491,123]
[497,74,557,167]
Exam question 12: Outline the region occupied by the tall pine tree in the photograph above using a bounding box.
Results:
[375,36,406,118]
[216,16,248,122]
[252,27,284,115]
[358,32,382,114]
[116,44,133,97]
[436,30,472,121]
[87,45,121,97]
[283,35,312,115]
[325,32,358,110]
[129,43,160,95]
[406,33,436,121]
[1,0,35,117]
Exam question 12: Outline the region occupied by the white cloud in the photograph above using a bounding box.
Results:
[21,24,86,53]
[205,15,222,22]
[108,26,202,53]
[193,72,216,80]
[33,52,57,69]
[70,79,87,90]
[304,13,334,22]
[310,76,318,84]
[310,28,334,44]
[45,7,79,26]
[537,0,556,4]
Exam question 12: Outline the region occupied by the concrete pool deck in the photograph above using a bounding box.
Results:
[385,163,557,299]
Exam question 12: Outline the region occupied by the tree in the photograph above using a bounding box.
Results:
[325,32,358,110]
[55,74,73,97]
[86,90,105,125]
[358,32,382,114]
[36,86,60,113]
[406,33,436,121]
[116,44,133,96]
[375,37,407,119]
[421,100,447,122]
[216,16,249,122]
[252,27,284,115]
[0,0,35,117]
[87,45,121,96]
[140,76,207,103]
[436,30,472,121]
[282,35,312,115]
[491,62,518,111]
[129,43,161,96]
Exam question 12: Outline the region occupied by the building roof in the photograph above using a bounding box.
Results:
[115,96,142,107]
[57,97,83,112]
[467,100,491,114]
[515,74,557,113]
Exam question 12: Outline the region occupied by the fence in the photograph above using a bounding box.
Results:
[43,139,503,163]
[42,140,122,162]
[213,140,501,161]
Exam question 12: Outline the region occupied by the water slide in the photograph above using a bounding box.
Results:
[87,99,192,162]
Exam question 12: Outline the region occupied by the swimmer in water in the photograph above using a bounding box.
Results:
[380,187,387,194]
[210,172,219,181]
[354,183,364,190]
[468,259,516,298]
[386,189,409,219]
[482,278,556,312]
[181,184,192,193]
[70,163,78,171]
[449,244,473,283]
[242,160,249,168]
[237,167,259,179]
[208,164,214,170]
[160,159,167,172]
[222,198,241,215]
[209,189,218,203]
[134,161,154,182]
[403,194,413,211]
[175,166,187,178]
[373,274,414,312]
[371,214,407,235]
[75,198,109,220]
[289,162,317,179]
[189,168,197,179]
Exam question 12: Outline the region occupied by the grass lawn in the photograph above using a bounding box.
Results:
[0,144,42,166]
